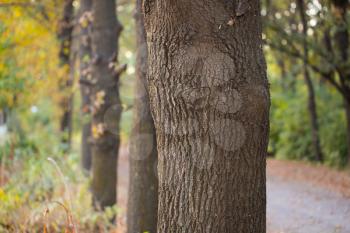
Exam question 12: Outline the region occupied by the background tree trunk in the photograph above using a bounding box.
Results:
[78,0,93,172]
[331,0,350,165]
[344,99,350,165]
[90,0,122,209]
[58,0,74,149]
[297,0,323,162]
[143,0,269,232]
[276,55,288,91]
[127,0,158,232]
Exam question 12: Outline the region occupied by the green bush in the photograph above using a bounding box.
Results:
[0,99,119,232]
[269,74,348,167]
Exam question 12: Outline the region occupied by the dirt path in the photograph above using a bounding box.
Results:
[267,175,350,233]
[267,160,350,233]
[117,150,350,233]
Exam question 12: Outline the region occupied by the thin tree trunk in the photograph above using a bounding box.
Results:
[127,0,158,231]
[304,70,323,162]
[90,0,122,209]
[58,0,74,149]
[276,55,288,91]
[297,0,323,162]
[344,99,350,165]
[0,109,6,126]
[78,0,92,172]
[143,0,269,232]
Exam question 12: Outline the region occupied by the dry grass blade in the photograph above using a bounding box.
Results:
[42,201,77,233]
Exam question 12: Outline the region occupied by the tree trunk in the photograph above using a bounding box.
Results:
[127,0,158,232]
[344,98,350,165]
[58,0,74,150]
[297,0,323,162]
[304,72,323,162]
[332,0,350,165]
[276,55,288,91]
[143,1,269,232]
[90,0,122,209]
[78,0,93,172]
[0,109,6,126]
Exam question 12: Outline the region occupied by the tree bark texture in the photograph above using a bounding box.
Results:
[58,0,74,149]
[297,0,323,162]
[78,0,93,172]
[143,0,270,232]
[127,0,158,232]
[90,0,122,209]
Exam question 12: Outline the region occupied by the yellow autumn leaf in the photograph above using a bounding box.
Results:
[92,123,105,139]
[93,90,106,109]
[0,188,5,200]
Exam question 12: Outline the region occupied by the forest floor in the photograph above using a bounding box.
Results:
[116,148,350,233]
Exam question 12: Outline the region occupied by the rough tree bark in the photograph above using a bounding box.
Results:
[297,0,323,162]
[143,0,270,232]
[90,0,122,209]
[78,0,93,172]
[58,0,74,149]
[127,0,158,232]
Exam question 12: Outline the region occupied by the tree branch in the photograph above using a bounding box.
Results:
[266,41,346,96]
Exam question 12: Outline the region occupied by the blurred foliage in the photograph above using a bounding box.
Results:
[268,58,347,166]
[0,1,66,112]
[264,0,349,167]
[0,98,119,231]
[0,0,135,231]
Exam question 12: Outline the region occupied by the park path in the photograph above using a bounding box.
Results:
[267,172,350,233]
[267,160,350,233]
[116,148,350,233]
